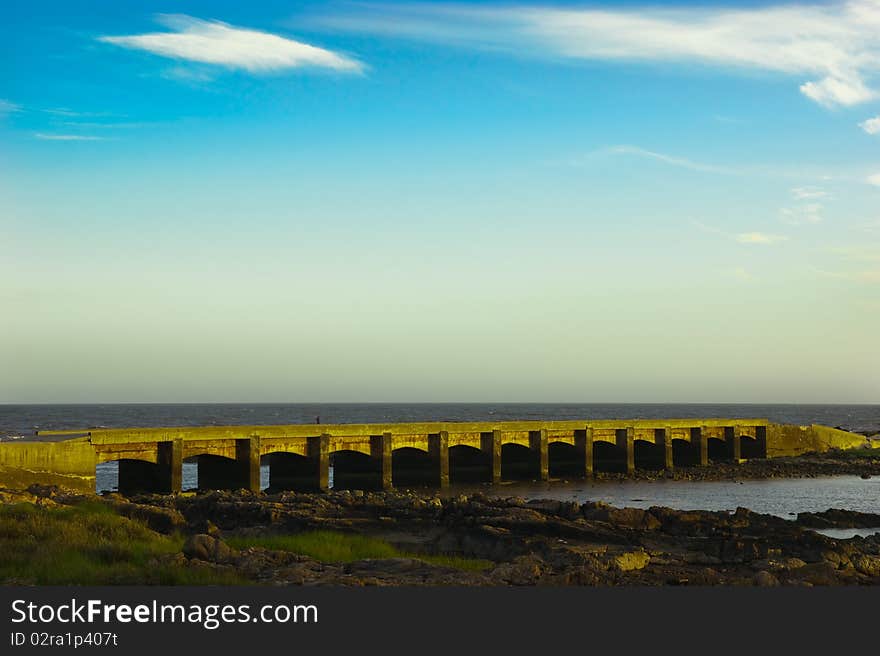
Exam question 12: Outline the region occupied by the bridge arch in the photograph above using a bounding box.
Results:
[391,447,434,488]
[262,452,314,492]
[707,437,728,462]
[185,454,244,491]
[672,438,698,467]
[330,449,377,490]
[548,441,581,477]
[593,441,627,473]
[449,444,490,483]
[261,443,308,458]
[500,443,534,480]
[100,458,164,495]
[634,438,664,471]
[97,452,156,465]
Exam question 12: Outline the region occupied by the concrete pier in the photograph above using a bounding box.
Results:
[372,432,393,491]
[529,429,549,482]
[428,431,449,488]
[1,418,870,495]
[481,430,503,484]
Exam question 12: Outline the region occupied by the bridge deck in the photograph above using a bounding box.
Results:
[39,417,771,444]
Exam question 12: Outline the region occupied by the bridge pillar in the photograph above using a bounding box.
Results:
[480,430,502,484]
[662,427,674,471]
[429,431,449,488]
[618,427,635,474]
[236,436,261,492]
[529,429,549,481]
[728,426,742,462]
[370,433,393,490]
[575,426,594,477]
[755,426,768,459]
[309,434,330,491]
[692,427,708,466]
[157,439,183,493]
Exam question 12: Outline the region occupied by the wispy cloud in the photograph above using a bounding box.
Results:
[694,221,789,245]
[780,203,823,225]
[859,116,880,135]
[736,232,789,244]
[0,99,20,116]
[713,115,747,125]
[54,121,148,129]
[159,65,217,84]
[43,108,118,118]
[34,133,107,141]
[100,14,362,74]
[310,1,880,106]
[567,145,842,183]
[791,186,830,200]
[603,145,733,174]
[868,173,880,187]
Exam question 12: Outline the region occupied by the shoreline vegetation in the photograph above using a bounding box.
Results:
[1,449,879,586]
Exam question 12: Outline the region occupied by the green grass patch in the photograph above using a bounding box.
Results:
[826,447,880,461]
[227,530,492,571]
[0,502,244,585]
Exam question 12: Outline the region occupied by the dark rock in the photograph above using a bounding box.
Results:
[183,534,236,563]
[796,508,880,529]
[753,571,780,587]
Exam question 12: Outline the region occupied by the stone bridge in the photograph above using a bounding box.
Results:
[0,419,869,494]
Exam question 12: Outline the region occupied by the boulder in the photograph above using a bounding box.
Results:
[753,571,780,587]
[182,534,236,563]
[852,555,880,577]
[613,550,651,572]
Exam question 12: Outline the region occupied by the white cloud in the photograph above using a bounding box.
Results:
[791,186,829,200]
[605,145,732,174]
[868,173,880,186]
[42,108,117,118]
[159,66,217,84]
[736,232,788,244]
[0,99,20,116]
[800,75,874,107]
[694,221,789,245]
[780,203,823,225]
[100,14,362,73]
[34,133,106,141]
[859,115,880,134]
[313,1,880,106]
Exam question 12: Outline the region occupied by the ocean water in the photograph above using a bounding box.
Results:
[466,475,880,518]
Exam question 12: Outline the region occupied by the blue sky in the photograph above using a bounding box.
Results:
[2,1,879,403]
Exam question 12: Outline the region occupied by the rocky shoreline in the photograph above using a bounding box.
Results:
[555,449,880,483]
[2,481,878,586]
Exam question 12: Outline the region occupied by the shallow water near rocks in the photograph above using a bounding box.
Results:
[452,475,880,519]
[95,463,880,521]
[813,527,880,539]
